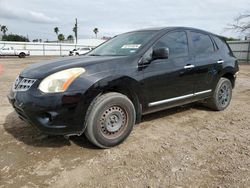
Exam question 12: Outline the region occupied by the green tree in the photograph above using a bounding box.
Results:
[58,34,65,41]
[224,37,239,41]
[54,27,59,38]
[93,28,99,38]
[2,34,29,42]
[1,25,8,36]
[67,35,74,41]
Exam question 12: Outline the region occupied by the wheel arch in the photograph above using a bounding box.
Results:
[92,76,143,124]
[220,65,237,88]
[221,72,235,88]
[75,75,144,135]
[103,81,142,124]
[19,52,26,58]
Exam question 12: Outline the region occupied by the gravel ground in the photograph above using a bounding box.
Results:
[0,56,249,188]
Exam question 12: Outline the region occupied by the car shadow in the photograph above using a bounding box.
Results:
[3,111,97,149]
[0,56,30,59]
[3,103,211,149]
[141,102,212,123]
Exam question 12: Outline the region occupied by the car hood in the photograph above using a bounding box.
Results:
[20,55,130,79]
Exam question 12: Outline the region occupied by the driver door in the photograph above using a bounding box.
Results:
[142,30,196,111]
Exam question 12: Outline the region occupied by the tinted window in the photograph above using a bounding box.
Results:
[191,32,214,54]
[154,31,189,58]
[213,36,231,54]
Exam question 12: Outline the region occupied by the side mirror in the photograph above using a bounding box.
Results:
[152,47,169,60]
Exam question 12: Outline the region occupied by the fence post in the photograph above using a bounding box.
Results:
[60,44,62,56]
[43,44,45,56]
[247,41,250,63]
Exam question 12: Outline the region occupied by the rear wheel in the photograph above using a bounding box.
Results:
[84,92,136,148]
[204,77,232,111]
[18,53,26,58]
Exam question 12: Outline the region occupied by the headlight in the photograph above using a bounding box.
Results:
[38,67,85,93]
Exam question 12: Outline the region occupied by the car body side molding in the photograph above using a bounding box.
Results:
[148,89,212,107]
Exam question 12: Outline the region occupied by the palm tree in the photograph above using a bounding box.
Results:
[1,25,8,36]
[67,35,74,41]
[54,27,59,38]
[58,34,65,41]
[93,28,99,38]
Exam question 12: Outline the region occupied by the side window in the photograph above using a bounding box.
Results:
[191,32,214,54]
[213,36,231,54]
[154,31,189,58]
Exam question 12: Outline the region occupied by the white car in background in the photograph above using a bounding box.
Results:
[69,47,92,56]
[0,46,30,58]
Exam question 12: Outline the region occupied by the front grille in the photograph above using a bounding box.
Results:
[13,76,36,91]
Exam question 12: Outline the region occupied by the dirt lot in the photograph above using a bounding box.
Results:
[0,56,249,188]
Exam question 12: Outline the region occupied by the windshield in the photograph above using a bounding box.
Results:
[88,31,156,56]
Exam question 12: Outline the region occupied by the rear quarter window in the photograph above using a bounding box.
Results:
[191,32,215,55]
[212,36,232,55]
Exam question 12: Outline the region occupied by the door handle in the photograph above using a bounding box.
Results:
[217,60,224,64]
[184,64,195,69]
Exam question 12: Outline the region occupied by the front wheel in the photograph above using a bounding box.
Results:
[18,53,26,58]
[205,77,232,111]
[84,92,136,148]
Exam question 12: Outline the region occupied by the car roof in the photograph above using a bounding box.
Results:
[130,27,215,35]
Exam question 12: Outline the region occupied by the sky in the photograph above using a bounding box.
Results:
[0,0,249,41]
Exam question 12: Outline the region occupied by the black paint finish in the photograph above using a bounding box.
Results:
[8,27,239,135]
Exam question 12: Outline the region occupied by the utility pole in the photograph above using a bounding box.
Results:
[74,18,78,44]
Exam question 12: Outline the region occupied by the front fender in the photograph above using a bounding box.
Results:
[69,72,144,134]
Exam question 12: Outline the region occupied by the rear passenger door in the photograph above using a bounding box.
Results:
[189,31,223,95]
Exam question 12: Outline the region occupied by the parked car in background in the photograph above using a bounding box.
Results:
[8,27,238,148]
[0,46,30,58]
[69,48,77,56]
[69,47,92,56]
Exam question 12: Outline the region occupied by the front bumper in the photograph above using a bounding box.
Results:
[8,88,86,135]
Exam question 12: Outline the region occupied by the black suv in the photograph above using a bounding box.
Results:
[8,27,239,148]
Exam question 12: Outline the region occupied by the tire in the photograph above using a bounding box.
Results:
[84,92,136,148]
[18,53,26,58]
[204,77,232,111]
